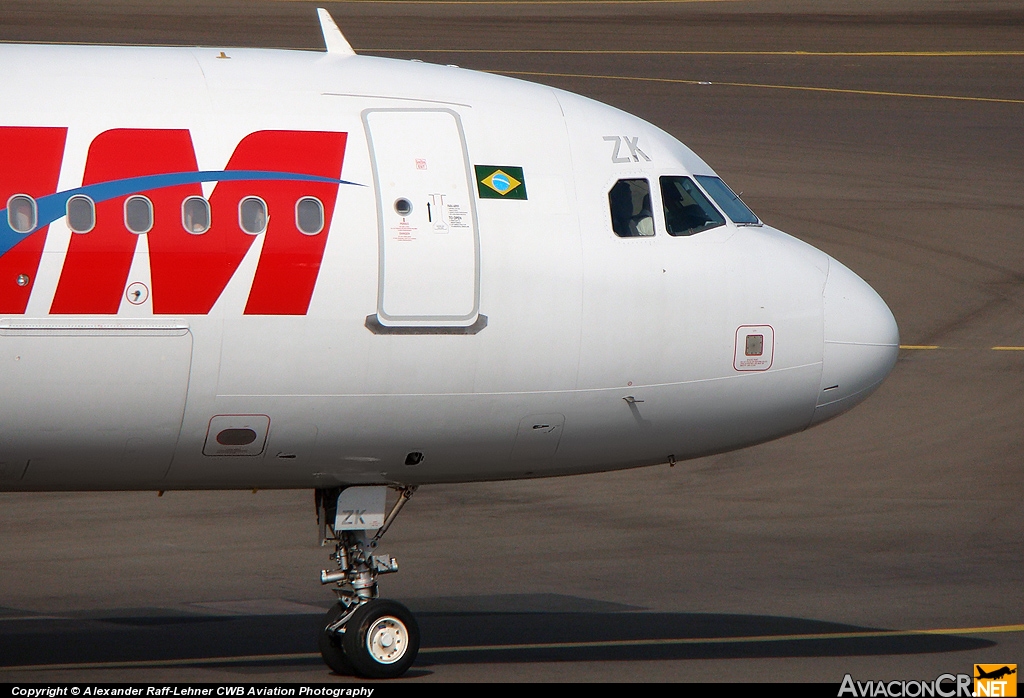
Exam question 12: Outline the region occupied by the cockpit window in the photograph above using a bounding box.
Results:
[694,175,760,225]
[660,176,725,236]
[608,179,654,237]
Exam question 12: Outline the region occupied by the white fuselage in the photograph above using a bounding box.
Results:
[0,44,899,491]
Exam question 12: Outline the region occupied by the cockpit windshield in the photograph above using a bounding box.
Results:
[694,175,760,225]
[660,176,725,236]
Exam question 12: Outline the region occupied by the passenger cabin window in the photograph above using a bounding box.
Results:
[66,195,95,233]
[124,195,153,234]
[239,196,267,235]
[660,176,725,236]
[296,196,324,235]
[694,175,759,225]
[182,197,210,234]
[7,195,36,233]
[608,179,654,237]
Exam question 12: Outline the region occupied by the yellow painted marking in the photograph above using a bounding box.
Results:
[372,49,1024,57]
[992,346,1024,351]
[900,345,940,350]
[922,624,1024,635]
[487,69,1024,105]
[421,624,1024,653]
[2,623,1022,671]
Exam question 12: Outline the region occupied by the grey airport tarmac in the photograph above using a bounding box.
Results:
[0,0,1022,683]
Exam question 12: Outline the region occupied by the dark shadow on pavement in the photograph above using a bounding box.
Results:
[0,599,995,672]
[415,611,994,664]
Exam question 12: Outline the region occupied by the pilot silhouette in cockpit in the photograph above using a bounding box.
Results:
[609,181,654,237]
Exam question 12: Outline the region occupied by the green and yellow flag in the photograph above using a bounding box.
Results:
[475,165,527,200]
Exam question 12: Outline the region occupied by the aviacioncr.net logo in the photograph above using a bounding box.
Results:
[839,674,973,697]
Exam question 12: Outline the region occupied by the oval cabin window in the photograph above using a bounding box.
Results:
[124,196,153,234]
[296,197,324,235]
[182,197,210,234]
[7,194,37,233]
[66,195,95,233]
[239,197,268,235]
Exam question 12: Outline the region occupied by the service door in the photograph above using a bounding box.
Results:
[363,109,480,329]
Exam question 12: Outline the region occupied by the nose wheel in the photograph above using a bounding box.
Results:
[316,486,419,678]
[319,599,420,678]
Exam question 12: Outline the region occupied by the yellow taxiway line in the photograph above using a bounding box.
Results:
[420,622,1024,654]
[484,69,1024,105]
[374,49,1024,57]
[900,346,1024,351]
[2,622,1022,672]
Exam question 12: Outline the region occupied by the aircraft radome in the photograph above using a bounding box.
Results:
[0,8,899,678]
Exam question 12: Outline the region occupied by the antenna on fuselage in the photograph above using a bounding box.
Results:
[317,8,356,56]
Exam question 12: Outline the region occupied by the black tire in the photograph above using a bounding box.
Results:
[342,599,420,679]
[318,602,355,675]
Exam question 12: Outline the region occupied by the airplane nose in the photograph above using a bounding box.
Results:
[810,257,900,425]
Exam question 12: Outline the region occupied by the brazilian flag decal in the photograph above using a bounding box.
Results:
[475,165,527,200]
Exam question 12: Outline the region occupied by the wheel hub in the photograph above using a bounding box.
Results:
[367,616,407,664]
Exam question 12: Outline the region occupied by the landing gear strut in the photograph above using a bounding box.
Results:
[316,485,419,678]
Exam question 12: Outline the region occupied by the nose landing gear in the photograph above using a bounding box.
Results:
[316,486,419,678]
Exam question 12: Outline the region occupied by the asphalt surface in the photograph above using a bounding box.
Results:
[1,0,1023,684]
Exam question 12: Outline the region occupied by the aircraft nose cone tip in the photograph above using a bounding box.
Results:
[811,258,899,425]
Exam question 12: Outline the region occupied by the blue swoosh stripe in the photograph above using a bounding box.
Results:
[0,169,362,257]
